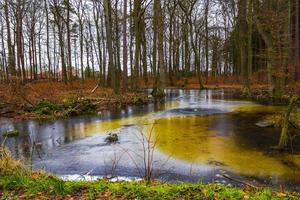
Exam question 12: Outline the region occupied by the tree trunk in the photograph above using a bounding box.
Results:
[123,0,128,90]
[133,0,142,91]
[66,0,72,82]
[152,0,166,98]
[278,96,298,149]
[44,0,51,79]
[104,0,118,94]
[4,0,16,79]
[295,0,300,81]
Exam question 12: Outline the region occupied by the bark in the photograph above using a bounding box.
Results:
[44,0,51,78]
[123,0,128,90]
[204,0,209,83]
[152,0,166,98]
[4,0,16,78]
[295,0,300,81]
[133,0,142,91]
[66,0,72,82]
[278,96,298,149]
[104,0,118,94]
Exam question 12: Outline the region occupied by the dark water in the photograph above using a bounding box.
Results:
[0,89,299,190]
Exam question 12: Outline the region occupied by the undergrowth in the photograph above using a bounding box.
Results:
[0,147,300,199]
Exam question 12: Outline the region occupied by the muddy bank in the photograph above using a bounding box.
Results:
[0,80,149,121]
[0,94,149,122]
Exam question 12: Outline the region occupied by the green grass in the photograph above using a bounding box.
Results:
[1,147,299,199]
[1,170,300,200]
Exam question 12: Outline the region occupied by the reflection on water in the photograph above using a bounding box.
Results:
[153,114,300,181]
[0,89,299,186]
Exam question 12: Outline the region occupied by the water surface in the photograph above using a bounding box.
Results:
[1,89,299,190]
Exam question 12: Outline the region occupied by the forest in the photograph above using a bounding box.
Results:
[0,0,299,96]
[0,0,300,199]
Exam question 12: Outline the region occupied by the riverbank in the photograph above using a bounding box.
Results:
[167,76,300,104]
[1,150,299,200]
[0,80,149,121]
[3,175,299,200]
[1,78,299,122]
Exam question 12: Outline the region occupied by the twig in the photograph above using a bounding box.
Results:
[221,174,257,188]
[91,84,99,93]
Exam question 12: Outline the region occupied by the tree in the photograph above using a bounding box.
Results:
[65,0,73,82]
[253,0,290,98]
[74,0,84,82]
[133,0,142,91]
[4,0,16,79]
[152,0,166,98]
[178,0,205,89]
[122,0,128,90]
[50,0,68,84]
[294,0,300,81]
[104,0,118,94]
[238,0,250,95]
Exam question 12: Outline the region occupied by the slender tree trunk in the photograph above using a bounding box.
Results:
[4,0,16,79]
[66,0,72,82]
[79,22,84,81]
[44,0,51,79]
[133,0,142,91]
[123,0,128,90]
[295,0,300,81]
[58,26,67,84]
[205,0,209,84]
[141,17,148,85]
[101,14,107,86]
[114,0,121,90]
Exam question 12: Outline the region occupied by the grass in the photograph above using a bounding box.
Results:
[1,171,299,200]
[1,147,300,199]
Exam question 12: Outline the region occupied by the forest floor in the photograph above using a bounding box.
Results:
[0,148,299,200]
[0,77,299,121]
[0,79,149,121]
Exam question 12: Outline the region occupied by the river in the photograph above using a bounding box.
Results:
[1,89,299,190]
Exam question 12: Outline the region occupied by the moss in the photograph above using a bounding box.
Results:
[2,130,20,138]
[30,101,63,115]
[258,114,283,128]
[28,98,98,119]
[65,98,97,117]
[290,107,300,128]
[105,133,119,143]
[257,107,300,129]
[151,88,166,99]
[133,96,145,105]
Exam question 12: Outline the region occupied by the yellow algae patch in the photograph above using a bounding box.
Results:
[69,114,158,137]
[75,116,143,136]
[231,104,282,113]
[68,101,183,137]
[152,115,300,181]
